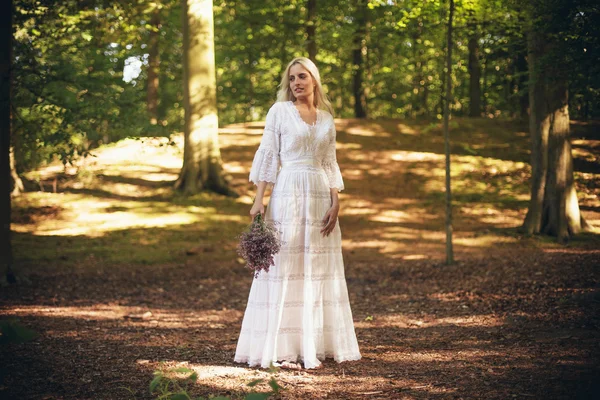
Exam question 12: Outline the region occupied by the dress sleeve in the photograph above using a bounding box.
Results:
[249,104,280,185]
[322,120,345,192]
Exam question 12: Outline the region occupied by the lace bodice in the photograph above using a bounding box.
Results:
[249,101,344,191]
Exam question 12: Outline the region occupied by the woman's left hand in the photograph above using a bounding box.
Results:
[321,204,339,237]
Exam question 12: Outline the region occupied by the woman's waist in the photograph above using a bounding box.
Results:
[280,158,323,169]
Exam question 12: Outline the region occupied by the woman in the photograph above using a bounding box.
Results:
[234,57,361,370]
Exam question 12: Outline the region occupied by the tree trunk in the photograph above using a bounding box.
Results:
[468,33,481,117]
[444,0,454,265]
[306,0,317,61]
[482,51,488,114]
[1,0,15,283]
[147,6,161,125]
[176,0,236,196]
[10,146,23,196]
[521,30,590,242]
[411,32,419,117]
[352,0,367,118]
[515,50,529,120]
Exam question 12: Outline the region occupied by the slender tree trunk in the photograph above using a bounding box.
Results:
[352,0,367,118]
[147,6,161,125]
[306,0,317,61]
[176,0,236,196]
[10,147,23,196]
[1,0,15,283]
[444,0,454,265]
[411,32,420,117]
[468,33,481,117]
[482,51,488,114]
[521,30,590,242]
[247,17,255,122]
[515,50,529,120]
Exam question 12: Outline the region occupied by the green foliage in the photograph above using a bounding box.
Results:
[0,319,37,345]
[11,0,600,174]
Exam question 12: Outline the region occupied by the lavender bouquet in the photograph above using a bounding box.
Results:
[237,213,283,278]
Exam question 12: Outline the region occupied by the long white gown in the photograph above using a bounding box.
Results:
[234,101,361,369]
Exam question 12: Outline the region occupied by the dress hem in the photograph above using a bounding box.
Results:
[233,353,362,370]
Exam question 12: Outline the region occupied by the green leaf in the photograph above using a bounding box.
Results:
[247,379,263,387]
[171,367,194,374]
[149,372,163,393]
[170,393,190,400]
[268,378,281,393]
[187,372,198,382]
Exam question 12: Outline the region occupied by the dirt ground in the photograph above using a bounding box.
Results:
[1,118,599,399]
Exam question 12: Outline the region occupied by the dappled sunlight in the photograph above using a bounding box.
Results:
[337,142,363,150]
[396,123,419,135]
[13,194,211,236]
[370,209,411,223]
[346,126,391,137]
[375,348,504,363]
[141,361,446,397]
[459,205,525,227]
[389,150,443,162]
[356,314,503,330]
[8,304,243,329]
[91,137,183,170]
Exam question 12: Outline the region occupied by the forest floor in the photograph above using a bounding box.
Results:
[1,117,600,400]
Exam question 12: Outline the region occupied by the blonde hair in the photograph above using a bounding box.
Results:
[276,57,334,116]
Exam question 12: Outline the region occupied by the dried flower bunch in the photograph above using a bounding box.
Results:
[237,213,283,278]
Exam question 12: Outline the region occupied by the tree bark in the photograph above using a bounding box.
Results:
[515,50,529,120]
[444,0,454,265]
[521,30,590,242]
[10,146,23,196]
[1,0,15,283]
[147,6,161,125]
[352,0,367,118]
[306,0,317,61]
[468,33,481,117]
[176,0,236,196]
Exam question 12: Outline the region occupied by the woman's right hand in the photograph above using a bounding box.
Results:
[250,202,265,220]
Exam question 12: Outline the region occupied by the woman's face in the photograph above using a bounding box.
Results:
[289,64,316,101]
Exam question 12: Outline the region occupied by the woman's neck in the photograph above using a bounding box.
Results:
[294,95,315,110]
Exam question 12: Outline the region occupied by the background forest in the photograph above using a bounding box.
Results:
[10,0,599,173]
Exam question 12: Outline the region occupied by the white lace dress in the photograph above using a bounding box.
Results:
[234,101,361,369]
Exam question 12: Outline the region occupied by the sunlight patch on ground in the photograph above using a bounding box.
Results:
[92,137,183,170]
[223,161,249,174]
[140,172,179,182]
[369,209,411,223]
[363,314,503,329]
[454,235,519,247]
[346,126,391,137]
[13,195,208,236]
[235,194,256,205]
[6,305,243,328]
[337,142,363,150]
[137,361,275,395]
[12,179,222,236]
[402,254,428,260]
[396,123,419,135]
[374,349,504,364]
[388,150,443,162]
